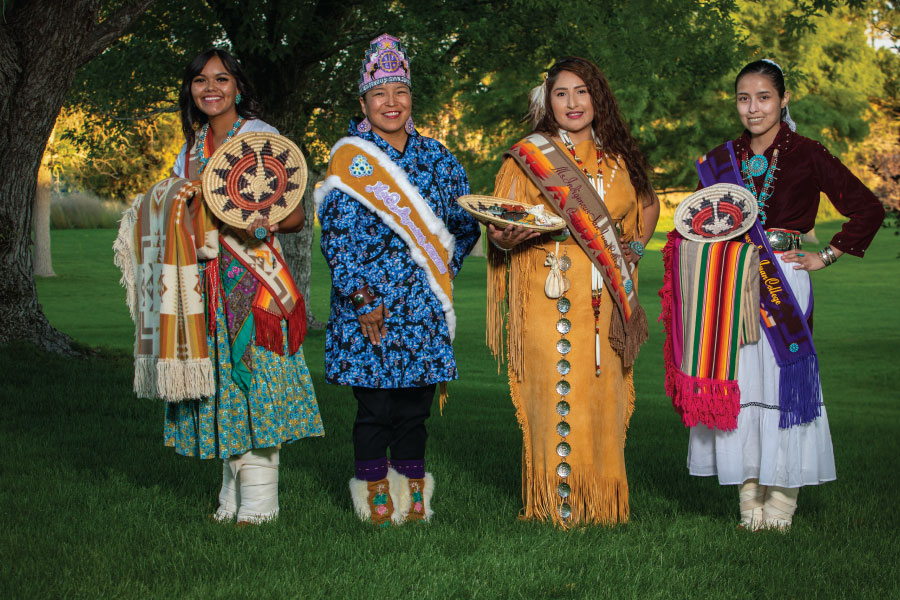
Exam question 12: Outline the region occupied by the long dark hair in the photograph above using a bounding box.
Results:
[178,48,263,149]
[534,57,654,202]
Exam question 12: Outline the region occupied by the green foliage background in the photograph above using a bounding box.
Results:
[56,0,900,200]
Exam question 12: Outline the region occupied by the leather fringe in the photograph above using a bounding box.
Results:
[608,302,649,369]
[439,382,448,415]
[520,470,630,528]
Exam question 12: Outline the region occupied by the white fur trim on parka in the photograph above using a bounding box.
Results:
[314,136,458,340]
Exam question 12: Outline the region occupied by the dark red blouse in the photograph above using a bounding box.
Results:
[731,122,885,257]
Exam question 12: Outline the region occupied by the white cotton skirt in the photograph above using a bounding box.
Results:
[686,254,837,488]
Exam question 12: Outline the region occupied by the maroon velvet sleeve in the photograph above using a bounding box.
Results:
[810,140,885,257]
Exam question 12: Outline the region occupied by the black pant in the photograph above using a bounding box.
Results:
[352,385,436,461]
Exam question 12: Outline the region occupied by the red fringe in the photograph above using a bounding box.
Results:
[658,231,679,402]
[252,295,307,356]
[206,257,220,336]
[252,307,285,355]
[287,294,307,355]
[659,230,740,431]
[671,370,740,431]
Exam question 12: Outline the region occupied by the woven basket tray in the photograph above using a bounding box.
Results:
[673,183,758,242]
[457,195,566,232]
[202,132,307,228]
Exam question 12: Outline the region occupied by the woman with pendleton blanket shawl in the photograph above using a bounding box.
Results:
[315,34,480,527]
[486,57,660,527]
[663,59,884,531]
[165,48,323,524]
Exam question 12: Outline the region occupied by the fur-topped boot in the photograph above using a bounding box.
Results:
[762,486,799,531]
[406,473,435,522]
[236,447,280,525]
[349,468,411,527]
[738,478,767,531]
[214,454,244,522]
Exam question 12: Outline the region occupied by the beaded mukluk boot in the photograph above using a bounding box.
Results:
[405,474,435,522]
[389,459,434,523]
[349,466,410,527]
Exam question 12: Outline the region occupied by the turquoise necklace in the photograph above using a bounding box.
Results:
[740,149,779,226]
[197,116,244,174]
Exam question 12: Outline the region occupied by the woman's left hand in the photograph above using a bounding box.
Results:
[782,249,825,271]
[621,240,643,265]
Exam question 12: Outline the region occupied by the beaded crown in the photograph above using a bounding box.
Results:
[359,34,411,95]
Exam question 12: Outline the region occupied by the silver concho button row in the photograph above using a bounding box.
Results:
[557,462,571,477]
[556,380,571,396]
[556,339,571,355]
[556,421,571,437]
[557,482,571,498]
[556,318,571,335]
[556,441,571,457]
[556,359,571,375]
[556,400,570,416]
[559,502,572,519]
[557,297,571,313]
[558,255,572,272]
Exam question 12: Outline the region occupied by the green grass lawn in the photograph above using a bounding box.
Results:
[3,220,899,598]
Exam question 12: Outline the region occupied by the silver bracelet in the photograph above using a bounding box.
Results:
[817,247,837,267]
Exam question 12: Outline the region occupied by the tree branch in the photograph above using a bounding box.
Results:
[77,0,157,68]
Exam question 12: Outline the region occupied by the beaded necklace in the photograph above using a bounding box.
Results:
[197,116,244,174]
[740,149,779,226]
[559,130,619,198]
[559,129,616,378]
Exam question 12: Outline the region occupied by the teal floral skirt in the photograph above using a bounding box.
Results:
[164,302,324,459]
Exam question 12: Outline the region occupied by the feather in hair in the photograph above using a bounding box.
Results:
[525,82,547,129]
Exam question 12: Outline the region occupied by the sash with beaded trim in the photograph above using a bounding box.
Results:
[505,133,648,367]
[314,136,458,340]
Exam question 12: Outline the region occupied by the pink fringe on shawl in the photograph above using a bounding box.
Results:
[659,230,740,431]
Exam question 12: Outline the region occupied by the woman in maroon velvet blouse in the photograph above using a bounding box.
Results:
[686,59,885,531]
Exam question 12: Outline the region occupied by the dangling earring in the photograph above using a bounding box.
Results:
[235,93,243,105]
[357,118,372,133]
[405,117,415,135]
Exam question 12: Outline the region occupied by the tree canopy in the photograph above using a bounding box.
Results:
[66,0,894,199]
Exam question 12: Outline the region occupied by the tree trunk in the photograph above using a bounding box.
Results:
[33,163,55,278]
[277,169,326,329]
[0,0,154,351]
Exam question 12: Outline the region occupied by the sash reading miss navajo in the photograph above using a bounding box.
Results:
[696,142,821,428]
[314,136,458,339]
[505,133,648,367]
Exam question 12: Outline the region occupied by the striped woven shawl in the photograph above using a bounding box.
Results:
[114,177,218,402]
[660,232,760,430]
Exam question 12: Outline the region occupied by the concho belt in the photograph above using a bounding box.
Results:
[765,228,801,251]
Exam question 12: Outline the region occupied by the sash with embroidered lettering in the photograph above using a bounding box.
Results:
[505,133,648,367]
[315,136,458,339]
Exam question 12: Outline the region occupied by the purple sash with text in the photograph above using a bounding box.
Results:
[696,142,820,428]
